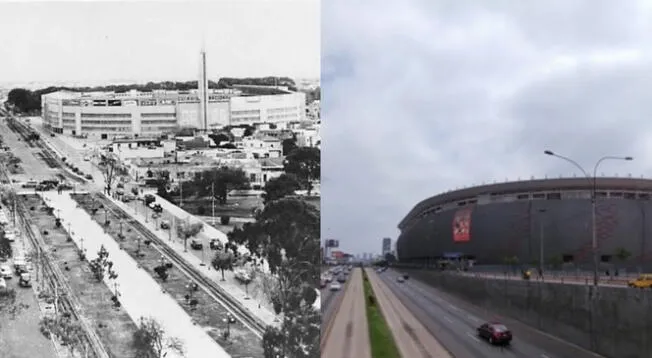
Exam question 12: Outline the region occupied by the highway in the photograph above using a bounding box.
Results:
[321,268,371,358]
[380,269,605,358]
[320,281,343,333]
[365,268,452,358]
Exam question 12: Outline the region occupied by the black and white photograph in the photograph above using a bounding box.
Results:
[322,1,652,358]
[0,1,320,357]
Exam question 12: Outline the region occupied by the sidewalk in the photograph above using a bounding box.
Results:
[107,194,278,328]
[41,192,230,358]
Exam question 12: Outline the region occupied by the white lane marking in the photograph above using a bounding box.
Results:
[466,332,481,343]
[541,355,550,358]
[449,304,459,311]
[443,315,453,323]
[467,314,479,322]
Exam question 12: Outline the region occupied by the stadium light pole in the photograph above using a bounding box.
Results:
[544,150,633,288]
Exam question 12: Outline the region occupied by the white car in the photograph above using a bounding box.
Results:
[0,265,11,279]
[397,276,405,283]
[0,277,6,289]
[329,282,342,291]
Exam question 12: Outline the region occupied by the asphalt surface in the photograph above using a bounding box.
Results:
[320,283,343,332]
[321,268,371,358]
[365,268,451,358]
[380,269,606,358]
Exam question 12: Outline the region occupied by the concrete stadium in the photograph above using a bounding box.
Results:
[396,177,652,270]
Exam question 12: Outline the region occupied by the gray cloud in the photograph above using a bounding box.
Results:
[323,0,652,255]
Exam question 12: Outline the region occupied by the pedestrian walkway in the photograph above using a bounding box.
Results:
[107,194,279,328]
[40,192,230,358]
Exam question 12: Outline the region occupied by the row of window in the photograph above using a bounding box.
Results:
[62,112,75,118]
[81,113,132,118]
[267,107,298,114]
[141,126,177,132]
[268,113,298,120]
[231,116,261,123]
[141,113,176,118]
[232,109,261,116]
[80,126,131,132]
[81,120,132,125]
[141,120,177,125]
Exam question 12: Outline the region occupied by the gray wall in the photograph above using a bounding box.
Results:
[397,198,652,268]
[409,270,652,358]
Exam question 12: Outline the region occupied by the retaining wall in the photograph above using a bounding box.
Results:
[409,270,652,358]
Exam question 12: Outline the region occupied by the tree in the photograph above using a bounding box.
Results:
[228,198,320,355]
[208,133,231,146]
[282,138,298,156]
[212,251,235,281]
[0,289,29,330]
[176,221,204,251]
[284,147,320,195]
[0,232,12,260]
[188,166,250,204]
[132,316,185,358]
[88,245,118,282]
[40,313,87,357]
[99,155,121,195]
[263,173,301,204]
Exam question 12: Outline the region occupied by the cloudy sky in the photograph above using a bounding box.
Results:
[322,0,652,255]
[0,0,319,85]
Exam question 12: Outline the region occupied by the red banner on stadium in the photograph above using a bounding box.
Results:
[452,207,473,242]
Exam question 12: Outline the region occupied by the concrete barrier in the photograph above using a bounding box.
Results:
[407,269,652,358]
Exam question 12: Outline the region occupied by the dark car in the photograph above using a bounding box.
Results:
[337,275,347,283]
[477,323,512,345]
[403,274,409,280]
[190,239,203,250]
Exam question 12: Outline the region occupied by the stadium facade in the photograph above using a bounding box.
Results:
[41,88,306,139]
[396,177,652,269]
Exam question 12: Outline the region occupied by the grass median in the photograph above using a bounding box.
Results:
[362,269,401,358]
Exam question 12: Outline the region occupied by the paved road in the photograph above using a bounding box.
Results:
[0,271,58,358]
[321,268,371,358]
[382,269,605,358]
[366,268,452,358]
[0,118,58,182]
[320,281,343,333]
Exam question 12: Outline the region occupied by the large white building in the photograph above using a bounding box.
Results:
[41,88,306,139]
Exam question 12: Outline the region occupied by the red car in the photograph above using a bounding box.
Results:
[477,322,512,345]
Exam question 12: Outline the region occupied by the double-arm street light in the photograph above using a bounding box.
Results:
[544,150,633,288]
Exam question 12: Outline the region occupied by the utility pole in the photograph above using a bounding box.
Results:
[211,182,215,225]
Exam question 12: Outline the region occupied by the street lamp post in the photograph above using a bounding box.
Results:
[538,208,546,277]
[544,150,633,288]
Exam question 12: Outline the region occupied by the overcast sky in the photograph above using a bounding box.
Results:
[322,0,652,255]
[0,0,319,85]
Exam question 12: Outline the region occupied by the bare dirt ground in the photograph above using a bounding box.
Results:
[71,193,264,358]
[22,194,138,358]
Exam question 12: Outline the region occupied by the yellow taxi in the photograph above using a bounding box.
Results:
[628,274,652,288]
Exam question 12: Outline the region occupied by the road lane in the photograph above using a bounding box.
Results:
[321,268,371,358]
[385,269,605,358]
[365,268,452,358]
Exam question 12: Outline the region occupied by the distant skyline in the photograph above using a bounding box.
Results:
[0,1,320,84]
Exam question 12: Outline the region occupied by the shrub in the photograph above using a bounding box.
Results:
[197,206,206,216]
[220,216,230,225]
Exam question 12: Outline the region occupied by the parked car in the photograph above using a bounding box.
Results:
[0,277,6,289]
[209,239,223,251]
[189,239,203,250]
[19,272,31,287]
[160,220,170,229]
[84,174,93,180]
[477,322,512,345]
[0,264,12,279]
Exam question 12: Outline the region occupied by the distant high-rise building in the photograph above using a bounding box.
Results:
[382,237,392,257]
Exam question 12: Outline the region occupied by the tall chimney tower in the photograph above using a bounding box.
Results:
[199,48,209,132]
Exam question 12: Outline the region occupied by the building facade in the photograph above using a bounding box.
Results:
[396,177,652,270]
[42,89,306,139]
[382,237,392,257]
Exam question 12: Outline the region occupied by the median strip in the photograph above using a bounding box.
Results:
[362,268,401,358]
